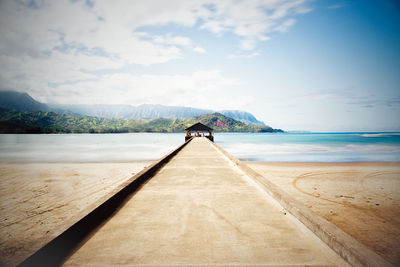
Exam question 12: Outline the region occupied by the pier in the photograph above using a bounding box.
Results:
[20,137,392,267]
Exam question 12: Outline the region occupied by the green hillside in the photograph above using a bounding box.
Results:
[0,108,282,134]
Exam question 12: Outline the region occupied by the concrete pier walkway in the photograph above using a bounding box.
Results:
[64,137,347,266]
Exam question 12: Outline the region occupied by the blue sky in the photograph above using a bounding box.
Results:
[0,0,399,131]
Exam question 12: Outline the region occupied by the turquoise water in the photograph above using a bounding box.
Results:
[0,132,399,163]
[215,132,400,162]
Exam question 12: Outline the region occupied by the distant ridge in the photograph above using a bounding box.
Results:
[0,91,49,112]
[0,107,282,134]
[49,103,215,121]
[0,90,266,126]
[219,110,265,126]
[50,104,266,126]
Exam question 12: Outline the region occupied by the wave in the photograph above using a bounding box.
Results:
[219,142,400,162]
[361,133,400,138]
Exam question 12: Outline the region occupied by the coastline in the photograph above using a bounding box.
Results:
[0,161,399,265]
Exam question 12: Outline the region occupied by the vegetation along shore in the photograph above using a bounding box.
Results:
[0,108,282,134]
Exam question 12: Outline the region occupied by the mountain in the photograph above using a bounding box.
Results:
[0,91,49,112]
[0,108,282,134]
[188,113,275,132]
[50,104,266,125]
[133,104,213,120]
[219,110,265,126]
[50,103,214,121]
[0,91,266,126]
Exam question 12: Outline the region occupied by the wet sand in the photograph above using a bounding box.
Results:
[247,162,400,265]
[0,162,152,266]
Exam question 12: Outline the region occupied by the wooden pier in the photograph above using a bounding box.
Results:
[20,137,392,267]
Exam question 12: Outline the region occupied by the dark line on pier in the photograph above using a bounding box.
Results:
[19,138,192,267]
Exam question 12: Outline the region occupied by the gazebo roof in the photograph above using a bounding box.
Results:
[185,122,213,131]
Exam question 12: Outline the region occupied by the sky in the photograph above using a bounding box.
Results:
[0,0,399,132]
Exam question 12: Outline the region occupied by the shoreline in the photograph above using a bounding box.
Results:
[0,159,155,164]
[1,160,399,164]
[245,161,400,165]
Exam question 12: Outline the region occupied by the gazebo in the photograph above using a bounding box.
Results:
[185,123,214,142]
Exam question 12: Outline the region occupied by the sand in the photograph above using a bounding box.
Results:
[1,161,399,266]
[0,161,153,266]
[247,162,400,265]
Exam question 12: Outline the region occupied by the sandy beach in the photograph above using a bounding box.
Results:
[247,162,400,264]
[0,162,153,266]
[0,161,399,266]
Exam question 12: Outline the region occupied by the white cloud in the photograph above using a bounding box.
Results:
[199,0,309,50]
[152,35,193,47]
[193,46,206,54]
[228,51,261,59]
[0,0,310,105]
[296,6,312,14]
[275,19,296,33]
[35,70,240,106]
[151,34,207,54]
[0,0,309,60]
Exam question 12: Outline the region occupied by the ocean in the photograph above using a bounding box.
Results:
[0,132,399,163]
[216,132,400,162]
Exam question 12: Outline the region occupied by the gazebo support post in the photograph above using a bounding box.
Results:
[209,130,214,142]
